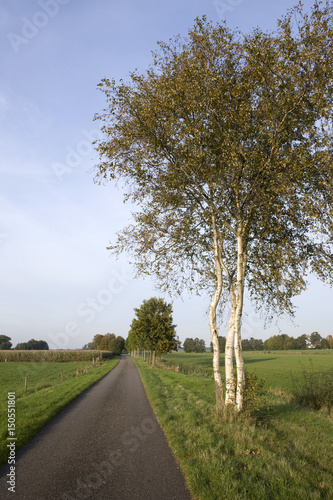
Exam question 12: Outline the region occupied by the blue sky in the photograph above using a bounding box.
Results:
[1,0,332,349]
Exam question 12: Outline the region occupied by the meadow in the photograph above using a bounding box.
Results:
[134,350,333,500]
[0,357,120,466]
[160,350,333,391]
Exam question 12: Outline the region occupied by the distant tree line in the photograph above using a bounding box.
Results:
[15,339,49,350]
[83,333,125,355]
[209,336,264,353]
[263,332,332,350]
[207,332,333,352]
[183,338,206,353]
[0,335,49,350]
[241,338,264,351]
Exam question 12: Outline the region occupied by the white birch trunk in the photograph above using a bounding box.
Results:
[225,291,236,405]
[225,227,247,411]
[234,230,246,412]
[234,325,245,412]
[209,210,224,413]
[209,290,224,414]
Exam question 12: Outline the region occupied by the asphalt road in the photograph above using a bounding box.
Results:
[0,355,192,499]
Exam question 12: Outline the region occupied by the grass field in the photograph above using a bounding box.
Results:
[161,350,333,391]
[0,357,120,466]
[134,351,333,500]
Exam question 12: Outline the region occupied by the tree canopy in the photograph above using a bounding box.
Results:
[94,2,333,413]
[0,335,12,350]
[127,297,178,356]
[15,339,49,350]
[241,338,264,351]
[183,337,206,353]
[87,333,125,355]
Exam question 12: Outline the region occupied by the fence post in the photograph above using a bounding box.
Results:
[24,377,28,392]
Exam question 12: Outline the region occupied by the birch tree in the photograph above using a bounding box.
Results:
[94,2,333,413]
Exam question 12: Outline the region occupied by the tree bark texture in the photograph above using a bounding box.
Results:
[209,211,224,413]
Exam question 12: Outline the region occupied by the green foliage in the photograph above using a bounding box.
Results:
[110,336,125,355]
[309,331,327,348]
[320,337,330,349]
[310,331,322,345]
[291,361,333,413]
[242,370,265,415]
[223,369,265,417]
[128,297,178,356]
[91,334,104,349]
[95,5,333,316]
[264,334,294,350]
[183,337,206,353]
[263,333,311,350]
[82,342,94,350]
[291,334,308,350]
[125,331,137,352]
[0,335,12,350]
[87,333,125,354]
[15,339,49,350]
[241,338,264,351]
[263,332,331,350]
[98,333,112,351]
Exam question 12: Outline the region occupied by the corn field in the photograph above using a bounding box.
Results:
[0,350,114,362]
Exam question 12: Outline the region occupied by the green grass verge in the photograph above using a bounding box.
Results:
[134,356,333,500]
[0,358,120,465]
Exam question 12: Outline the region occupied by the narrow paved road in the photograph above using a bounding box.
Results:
[0,356,192,499]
